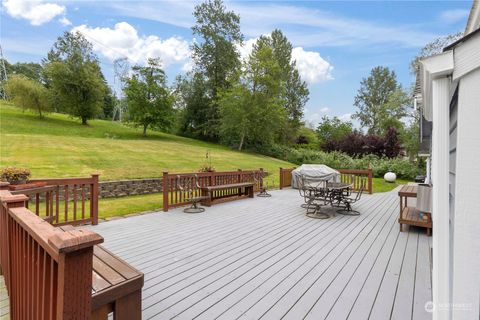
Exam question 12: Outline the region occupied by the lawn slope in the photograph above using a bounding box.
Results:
[0,103,293,186]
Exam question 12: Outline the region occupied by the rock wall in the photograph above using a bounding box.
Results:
[99,178,163,198]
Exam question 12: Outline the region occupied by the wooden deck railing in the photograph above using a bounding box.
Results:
[0,190,103,319]
[6,174,99,226]
[162,169,264,211]
[279,167,373,194]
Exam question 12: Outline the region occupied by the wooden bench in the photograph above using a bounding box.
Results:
[398,185,432,236]
[0,191,144,319]
[201,182,254,206]
[92,245,143,320]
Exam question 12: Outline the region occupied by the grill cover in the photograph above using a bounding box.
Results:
[291,164,340,188]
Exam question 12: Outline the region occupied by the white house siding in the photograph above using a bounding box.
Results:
[452,68,480,320]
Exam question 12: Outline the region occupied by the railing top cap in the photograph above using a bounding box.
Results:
[49,229,104,253]
[0,193,28,203]
[8,206,104,255]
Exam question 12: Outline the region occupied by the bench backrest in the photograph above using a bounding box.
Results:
[163,169,264,211]
[0,190,103,319]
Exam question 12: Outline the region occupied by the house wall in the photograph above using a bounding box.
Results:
[448,91,458,312]
[451,68,480,320]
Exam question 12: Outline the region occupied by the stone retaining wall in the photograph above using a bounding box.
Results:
[99,178,163,198]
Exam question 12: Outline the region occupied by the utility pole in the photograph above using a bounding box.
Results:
[0,45,8,100]
[112,58,129,121]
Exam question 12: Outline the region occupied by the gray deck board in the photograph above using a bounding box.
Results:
[87,188,432,320]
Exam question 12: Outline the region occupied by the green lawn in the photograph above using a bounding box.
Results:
[1,103,408,218]
[0,103,292,186]
[372,177,410,193]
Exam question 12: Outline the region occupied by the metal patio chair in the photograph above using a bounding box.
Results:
[177,174,208,213]
[300,175,330,219]
[254,170,271,197]
[336,176,366,216]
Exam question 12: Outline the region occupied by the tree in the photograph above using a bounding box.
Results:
[188,0,244,140]
[100,76,116,120]
[219,40,284,150]
[124,58,175,136]
[44,32,106,124]
[352,66,409,135]
[410,32,463,74]
[255,30,309,143]
[402,109,420,161]
[3,59,44,82]
[384,127,401,158]
[175,73,211,137]
[5,75,50,117]
[316,116,353,148]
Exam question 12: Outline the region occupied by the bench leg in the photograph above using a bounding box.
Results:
[248,187,254,198]
[114,290,142,320]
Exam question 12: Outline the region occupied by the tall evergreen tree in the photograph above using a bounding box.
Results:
[255,30,309,143]
[188,0,244,140]
[219,38,284,150]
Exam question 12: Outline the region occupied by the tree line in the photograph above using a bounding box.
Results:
[4,0,449,162]
[4,0,308,146]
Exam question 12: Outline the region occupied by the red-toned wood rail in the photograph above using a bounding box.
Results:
[279,167,373,194]
[0,190,103,319]
[8,174,100,226]
[162,169,265,211]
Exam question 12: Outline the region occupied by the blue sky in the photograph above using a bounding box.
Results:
[1,0,472,126]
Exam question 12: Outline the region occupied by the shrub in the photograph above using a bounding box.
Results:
[384,127,401,158]
[1,167,31,184]
[247,144,419,180]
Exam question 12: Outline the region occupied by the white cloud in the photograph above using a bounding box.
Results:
[439,9,470,24]
[237,38,258,61]
[3,0,65,26]
[339,113,352,122]
[292,47,333,84]
[104,1,437,49]
[59,16,71,26]
[320,107,329,113]
[72,22,191,68]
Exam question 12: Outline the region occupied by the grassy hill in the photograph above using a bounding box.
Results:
[0,102,293,185]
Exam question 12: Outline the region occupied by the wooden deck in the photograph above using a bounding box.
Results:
[88,188,432,320]
[0,188,432,319]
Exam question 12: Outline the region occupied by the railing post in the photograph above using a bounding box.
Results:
[0,194,28,286]
[49,228,103,319]
[91,174,99,225]
[279,168,283,190]
[259,168,264,190]
[368,168,373,194]
[163,172,169,212]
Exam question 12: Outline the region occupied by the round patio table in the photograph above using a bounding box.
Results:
[305,182,353,219]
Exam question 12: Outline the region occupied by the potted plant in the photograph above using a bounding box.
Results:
[1,167,31,185]
[1,167,47,190]
[199,151,216,172]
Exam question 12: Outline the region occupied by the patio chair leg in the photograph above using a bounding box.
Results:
[306,204,330,219]
[183,201,205,213]
[336,202,360,216]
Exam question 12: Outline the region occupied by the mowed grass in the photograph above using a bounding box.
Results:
[372,177,410,193]
[0,103,293,187]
